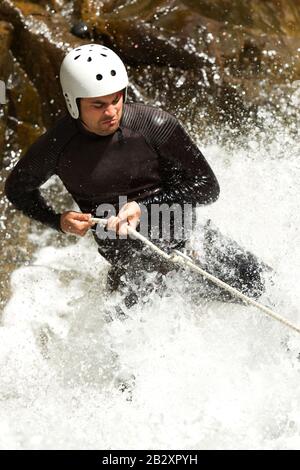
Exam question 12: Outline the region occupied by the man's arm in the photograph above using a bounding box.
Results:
[5,131,63,231]
[4,115,81,231]
[140,120,220,207]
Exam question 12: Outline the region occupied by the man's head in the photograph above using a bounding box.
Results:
[60,44,128,122]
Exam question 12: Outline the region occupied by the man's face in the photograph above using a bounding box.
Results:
[79,91,124,136]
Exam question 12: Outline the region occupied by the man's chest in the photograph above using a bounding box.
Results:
[56,130,161,195]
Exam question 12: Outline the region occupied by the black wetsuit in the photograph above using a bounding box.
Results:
[5,103,265,306]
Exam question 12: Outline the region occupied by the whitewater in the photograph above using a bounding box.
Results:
[1,95,300,450]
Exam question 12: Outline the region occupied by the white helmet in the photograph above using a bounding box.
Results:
[60,44,128,119]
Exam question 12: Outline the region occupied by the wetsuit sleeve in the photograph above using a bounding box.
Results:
[122,104,219,208]
[5,115,78,231]
[140,120,220,207]
[5,122,70,231]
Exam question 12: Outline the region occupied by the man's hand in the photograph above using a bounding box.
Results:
[60,211,95,236]
[106,201,141,235]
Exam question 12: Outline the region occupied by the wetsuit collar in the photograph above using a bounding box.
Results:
[75,118,123,139]
[75,119,107,138]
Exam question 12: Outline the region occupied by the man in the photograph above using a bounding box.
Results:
[5,44,265,307]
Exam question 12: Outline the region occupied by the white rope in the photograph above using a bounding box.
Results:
[91,217,300,334]
[171,252,300,334]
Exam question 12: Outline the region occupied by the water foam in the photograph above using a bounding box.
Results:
[1,106,300,450]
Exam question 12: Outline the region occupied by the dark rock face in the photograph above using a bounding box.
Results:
[87,0,300,125]
[0,0,85,128]
[77,0,300,79]
[0,0,300,155]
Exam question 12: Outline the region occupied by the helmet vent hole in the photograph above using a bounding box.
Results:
[75,48,81,51]
[101,54,107,57]
[74,55,80,60]
[96,74,103,80]
[111,70,116,76]
[87,57,92,62]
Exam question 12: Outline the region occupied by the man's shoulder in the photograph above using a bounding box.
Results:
[26,114,78,158]
[46,113,78,139]
[122,102,178,146]
[123,102,177,126]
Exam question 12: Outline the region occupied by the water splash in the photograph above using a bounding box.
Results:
[1,93,300,450]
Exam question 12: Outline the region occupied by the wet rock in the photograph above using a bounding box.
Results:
[0,0,299,132]
[31,0,68,11]
[0,113,6,165]
[75,0,105,19]
[76,0,300,114]
[70,20,90,38]
[7,57,44,126]
[0,0,85,127]
[79,0,216,71]
[0,15,44,159]
[183,0,300,36]
[0,21,13,77]
[188,1,300,83]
